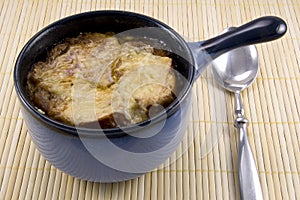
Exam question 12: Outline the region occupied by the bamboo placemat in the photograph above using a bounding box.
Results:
[0,0,299,199]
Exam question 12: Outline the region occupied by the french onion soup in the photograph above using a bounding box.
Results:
[27,32,176,128]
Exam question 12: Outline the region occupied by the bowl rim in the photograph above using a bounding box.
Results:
[14,10,195,137]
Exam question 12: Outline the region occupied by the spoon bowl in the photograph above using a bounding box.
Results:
[212,29,259,93]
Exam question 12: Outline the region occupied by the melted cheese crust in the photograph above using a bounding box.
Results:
[27,33,175,128]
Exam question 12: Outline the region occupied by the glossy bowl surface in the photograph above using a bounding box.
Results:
[14,11,195,182]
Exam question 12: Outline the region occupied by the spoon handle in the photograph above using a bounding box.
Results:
[234,93,263,200]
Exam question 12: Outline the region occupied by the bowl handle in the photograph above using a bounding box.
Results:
[188,16,287,80]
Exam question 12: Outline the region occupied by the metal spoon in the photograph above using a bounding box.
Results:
[211,27,263,200]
